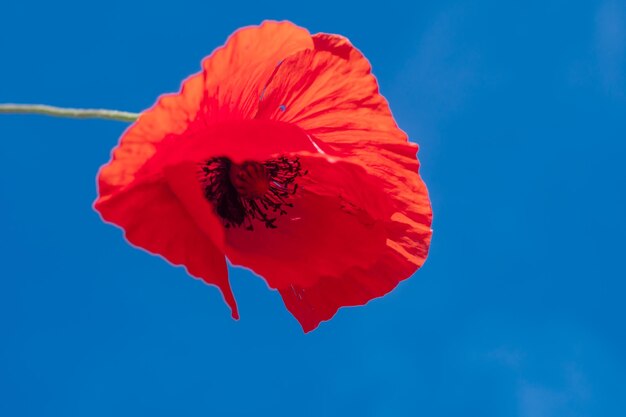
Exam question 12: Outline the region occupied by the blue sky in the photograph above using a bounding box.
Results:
[1,1,625,416]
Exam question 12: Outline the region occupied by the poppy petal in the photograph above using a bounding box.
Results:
[279,244,418,332]
[276,158,432,331]
[223,154,391,286]
[291,156,430,332]
[98,73,206,197]
[255,41,403,150]
[222,153,419,330]
[141,119,318,170]
[95,179,238,319]
[200,20,313,121]
[251,37,433,330]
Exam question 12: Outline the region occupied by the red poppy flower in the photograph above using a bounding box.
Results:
[94,21,432,332]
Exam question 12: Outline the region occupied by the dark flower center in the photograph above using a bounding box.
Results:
[200,156,306,230]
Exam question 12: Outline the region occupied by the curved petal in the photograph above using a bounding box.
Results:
[277,154,432,331]
[200,20,313,121]
[279,244,419,332]
[139,119,318,173]
[348,147,433,275]
[252,35,433,331]
[223,154,393,289]
[98,73,206,197]
[267,154,431,332]
[94,178,238,319]
[255,37,405,151]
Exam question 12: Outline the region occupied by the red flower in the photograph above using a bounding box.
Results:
[94,21,432,332]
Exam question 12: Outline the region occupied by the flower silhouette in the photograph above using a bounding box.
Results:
[95,21,432,332]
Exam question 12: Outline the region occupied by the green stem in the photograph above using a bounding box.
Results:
[0,103,139,122]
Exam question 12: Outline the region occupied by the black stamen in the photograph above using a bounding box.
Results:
[199,156,306,230]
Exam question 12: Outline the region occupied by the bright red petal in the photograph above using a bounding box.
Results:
[276,157,432,331]
[256,35,403,151]
[200,20,313,121]
[252,34,433,330]
[279,244,418,332]
[95,179,238,319]
[222,153,426,331]
[98,73,206,197]
[223,154,391,287]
